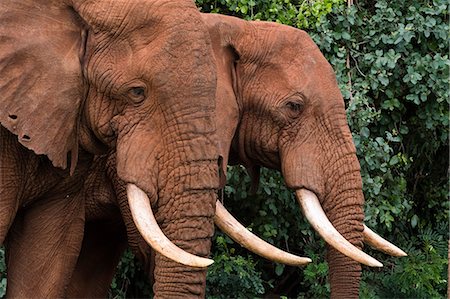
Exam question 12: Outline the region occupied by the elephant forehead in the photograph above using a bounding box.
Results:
[86,31,214,98]
[84,40,153,95]
[78,1,164,33]
[280,49,340,94]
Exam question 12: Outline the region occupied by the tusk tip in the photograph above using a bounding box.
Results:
[396,250,408,257]
[189,256,215,268]
[369,260,383,268]
[291,257,313,266]
[389,244,408,257]
[362,224,408,257]
[203,258,214,267]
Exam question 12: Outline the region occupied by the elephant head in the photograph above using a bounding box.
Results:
[0,0,220,297]
[202,13,405,298]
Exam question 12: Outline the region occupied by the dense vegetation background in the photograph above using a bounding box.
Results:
[0,0,448,298]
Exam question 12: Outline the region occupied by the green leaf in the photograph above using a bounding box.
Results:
[275,264,285,276]
[389,155,399,166]
[411,214,419,228]
[361,127,370,137]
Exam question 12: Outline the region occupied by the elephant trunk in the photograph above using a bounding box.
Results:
[325,198,364,298]
[321,148,365,299]
[283,111,369,298]
[118,128,218,297]
[153,160,218,298]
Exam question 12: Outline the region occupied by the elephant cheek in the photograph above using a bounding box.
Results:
[115,132,159,196]
[281,144,325,199]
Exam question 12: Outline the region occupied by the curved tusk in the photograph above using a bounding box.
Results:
[363,224,407,257]
[295,189,383,267]
[127,184,214,268]
[214,201,311,266]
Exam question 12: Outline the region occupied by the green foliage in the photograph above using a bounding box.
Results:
[299,250,329,298]
[109,249,152,299]
[362,225,448,298]
[297,0,345,29]
[0,247,5,298]
[206,234,265,298]
[196,0,344,26]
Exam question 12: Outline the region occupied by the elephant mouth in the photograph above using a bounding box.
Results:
[127,183,405,269]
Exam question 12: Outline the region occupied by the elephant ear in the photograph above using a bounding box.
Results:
[0,1,85,171]
[203,14,244,176]
[205,14,263,179]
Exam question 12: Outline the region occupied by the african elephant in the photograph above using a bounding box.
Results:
[0,0,220,297]
[65,12,405,299]
[206,13,405,298]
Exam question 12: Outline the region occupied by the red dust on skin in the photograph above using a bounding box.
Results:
[0,0,219,298]
[204,13,366,299]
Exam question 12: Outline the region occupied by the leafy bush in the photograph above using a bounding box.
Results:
[362,225,448,298]
[196,0,344,27]
[0,246,6,298]
[109,249,152,298]
[206,234,265,298]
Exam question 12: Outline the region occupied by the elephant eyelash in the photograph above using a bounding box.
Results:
[130,87,145,97]
[284,100,305,118]
[127,86,146,104]
[286,101,303,113]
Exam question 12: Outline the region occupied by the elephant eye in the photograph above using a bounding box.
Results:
[128,86,146,104]
[285,101,303,115]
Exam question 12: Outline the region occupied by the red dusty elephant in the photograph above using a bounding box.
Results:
[67,13,406,299]
[0,0,221,297]
[206,13,406,298]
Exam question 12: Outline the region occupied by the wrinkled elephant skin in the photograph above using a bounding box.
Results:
[0,1,218,298]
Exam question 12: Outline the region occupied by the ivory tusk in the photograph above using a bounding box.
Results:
[214,201,312,266]
[295,189,383,267]
[363,224,407,257]
[127,183,214,268]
